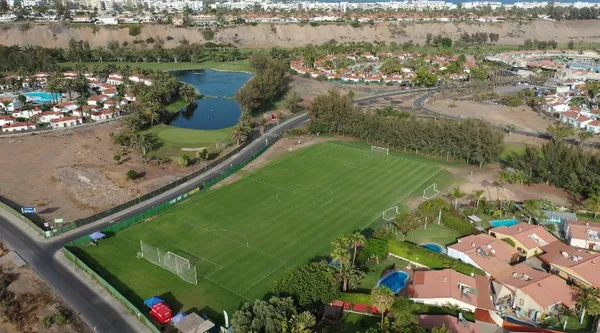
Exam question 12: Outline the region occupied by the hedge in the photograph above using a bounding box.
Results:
[441,211,475,236]
[387,240,485,276]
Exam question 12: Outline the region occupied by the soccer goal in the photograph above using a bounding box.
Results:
[382,206,399,221]
[423,183,441,200]
[139,240,198,285]
[371,146,389,155]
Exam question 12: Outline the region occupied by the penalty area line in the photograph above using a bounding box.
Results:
[360,168,443,231]
[241,261,287,294]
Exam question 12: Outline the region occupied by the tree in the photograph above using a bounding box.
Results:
[449,187,465,210]
[284,91,303,113]
[471,189,485,208]
[585,195,600,219]
[505,124,517,137]
[196,148,208,161]
[372,286,395,327]
[336,264,365,292]
[432,324,452,333]
[389,296,418,328]
[364,238,387,264]
[440,37,453,48]
[547,122,575,142]
[576,287,600,323]
[578,130,593,145]
[568,40,575,50]
[289,311,316,333]
[17,94,26,105]
[558,306,576,330]
[177,153,191,167]
[272,262,339,311]
[523,199,540,224]
[179,84,197,102]
[231,296,299,333]
[129,132,155,156]
[126,170,138,180]
[395,212,422,234]
[347,232,366,266]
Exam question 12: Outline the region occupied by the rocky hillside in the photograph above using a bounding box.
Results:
[1,20,600,48]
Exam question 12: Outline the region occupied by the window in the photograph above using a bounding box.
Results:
[519,299,524,306]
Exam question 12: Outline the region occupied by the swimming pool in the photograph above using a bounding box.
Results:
[490,219,520,228]
[420,243,443,253]
[376,270,410,294]
[23,91,61,104]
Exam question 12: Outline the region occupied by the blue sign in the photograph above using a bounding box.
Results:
[21,207,36,214]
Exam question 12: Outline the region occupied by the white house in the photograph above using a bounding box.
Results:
[53,102,78,113]
[2,122,36,132]
[50,116,81,129]
[562,220,600,251]
[0,98,23,112]
[96,16,118,25]
[12,108,42,119]
[587,120,600,134]
[91,109,120,121]
[87,95,107,106]
[38,111,63,123]
[409,269,496,313]
[106,75,124,85]
[0,115,15,126]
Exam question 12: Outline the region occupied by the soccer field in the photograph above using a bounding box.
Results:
[74,141,452,318]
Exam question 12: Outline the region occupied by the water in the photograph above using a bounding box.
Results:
[489,219,520,228]
[376,270,410,294]
[420,243,443,253]
[569,63,600,72]
[167,69,252,131]
[23,91,61,104]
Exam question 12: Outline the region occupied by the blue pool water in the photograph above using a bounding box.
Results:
[490,219,520,228]
[167,69,252,130]
[421,243,443,253]
[24,91,61,103]
[376,270,410,294]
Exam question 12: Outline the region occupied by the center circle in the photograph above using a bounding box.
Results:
[275,185,334,208]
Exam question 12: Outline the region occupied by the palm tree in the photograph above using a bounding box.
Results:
[372,286,395,327]
[179,83,197,102]
[337,264,364,292]
[585,195,600,219]
[547,122,575,142]
[449,187,465,210]
[558,306,576,331]
[347,232,366,266]
[523,199,540,224]
[505,124,517,137]
[130,133,154,156]
[576,287,600,324]
[289,311,316,333]
[471,189,485,209]
[231,124,249,145]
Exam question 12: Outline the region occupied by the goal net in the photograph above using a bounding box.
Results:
[423,183,440,200]
[383,206,399,221]
[139,240,198,285]
[371,146,389,155]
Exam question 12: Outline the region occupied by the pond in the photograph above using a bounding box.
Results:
[166,69,252,131]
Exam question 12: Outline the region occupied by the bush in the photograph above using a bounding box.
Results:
[350,21,360,28]
[387,240,485,276]
[340,292,372,306]
[113,154,121,164]
[441,211,475,236]
[126,170,138,180]
[128,25,142,36]
[249,22,258,26]
[309,21,319,27]
[145,36,155,44]
[316,74,327,81]
[202,29,215,41]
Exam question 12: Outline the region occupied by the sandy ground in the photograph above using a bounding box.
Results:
[288,76,399,104]
[0,251,90,333]
[0,122,206,225]
[2,20,600,48]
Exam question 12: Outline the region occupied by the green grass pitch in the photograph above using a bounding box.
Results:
[73,141,453,319]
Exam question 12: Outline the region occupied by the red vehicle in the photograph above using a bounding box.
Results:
[150,302,172,324]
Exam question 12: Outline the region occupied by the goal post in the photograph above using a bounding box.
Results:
[139,240,198,285]
[383,206,399,221]
[423,183,441,200]
[371,146,389,155]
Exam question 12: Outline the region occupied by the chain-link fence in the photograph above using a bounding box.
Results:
[140,241,198,285]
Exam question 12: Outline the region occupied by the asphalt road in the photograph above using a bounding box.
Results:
[0,88,434,333]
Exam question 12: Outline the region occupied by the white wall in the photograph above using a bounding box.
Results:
[447,248,482,271]
[411,297,476,313]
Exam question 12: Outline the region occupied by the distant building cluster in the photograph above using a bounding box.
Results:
[0,71,146,133]
[290,52,477,85]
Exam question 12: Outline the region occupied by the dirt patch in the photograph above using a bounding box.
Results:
[0,253,91,333]
[288,76,398,104]
[0,122,209,225]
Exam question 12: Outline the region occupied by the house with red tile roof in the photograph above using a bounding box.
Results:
[50,116,81,129]
[408,269,496,313]
[492,263,576,318]
[38,111,63,123]
[0,115,15,126]
[418,314,480,333]
[539,241,600,289]
[447,234,519,276]
[562,220,600,251]
[91,109,120,122]
[2,122,36,132]
[489,223,558,258]
[87,95,108,106]
[586,120,600,134]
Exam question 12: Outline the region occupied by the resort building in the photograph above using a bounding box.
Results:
[418,314,480,333]
[50,116,82,129]
[38,111,64,123]
[12,108,42,119]
[87,95,108,106]
[409,269,496,313]
[539,241,600,289]
[489,223,558,258]
[91,109,120,121]
[0,115,15,126]
[53,102,78,113]
[492,263,577,319]
[0,98,22,112]
[447,234,519,276]
[2,122,36,132]
[562,220,600,251]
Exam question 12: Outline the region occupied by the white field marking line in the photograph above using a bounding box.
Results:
[330,142,437,168]
[318,154,421,178]
[174,246,224,279]
[314,143,336,157]
[204,275,251,301]
[116,235,138,246]
[245,177,372,218]
[241,261,287,294]
[211,229,250,247]
[130,220,175,240]
[204,266,223,279]
[360,167,443,231]
[180,219,285,264]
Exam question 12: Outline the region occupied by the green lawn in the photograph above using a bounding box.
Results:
[142,124,232,157]
[406,223,460,246]
[358,256,408,293]
[338,313,380,333]
[500,143,527,160]
[73,141,453,322]
[58,59,253,73]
